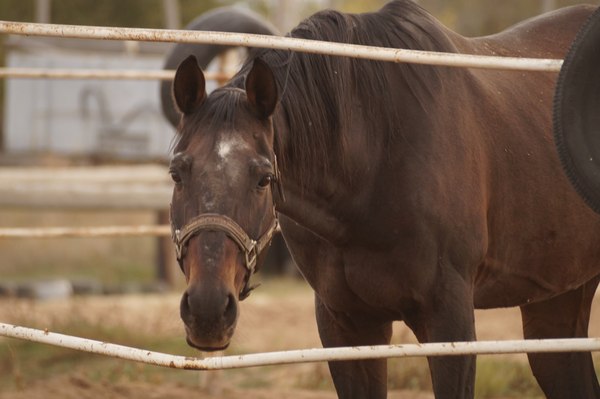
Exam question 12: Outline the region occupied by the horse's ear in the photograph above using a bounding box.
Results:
[173,55,206,115]
[245,58,278,119]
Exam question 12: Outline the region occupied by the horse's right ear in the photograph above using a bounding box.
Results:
[173,55,206,115]
[246,58,278,119]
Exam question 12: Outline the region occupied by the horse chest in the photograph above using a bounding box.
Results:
[281,217,422,317]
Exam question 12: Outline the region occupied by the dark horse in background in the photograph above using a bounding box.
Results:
[554,6,600,215]
[168,1,600,398]
[160,6,279,126]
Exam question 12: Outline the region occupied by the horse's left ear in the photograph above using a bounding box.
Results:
[245,58,278,119]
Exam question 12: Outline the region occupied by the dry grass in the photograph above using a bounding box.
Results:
[0,279,573,399]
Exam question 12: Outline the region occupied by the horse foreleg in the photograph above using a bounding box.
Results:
[315,294,392,399]
[520,276,600,399]
[405,270,477,399]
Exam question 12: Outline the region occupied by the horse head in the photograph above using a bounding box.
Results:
[169,55,280,351]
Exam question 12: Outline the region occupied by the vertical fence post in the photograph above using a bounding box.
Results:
[162,0,180,30]
[35,0,51,24]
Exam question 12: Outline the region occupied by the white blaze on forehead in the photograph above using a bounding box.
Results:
[217,136,250,161]
[215,135,251,185]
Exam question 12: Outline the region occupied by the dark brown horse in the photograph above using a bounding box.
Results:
[168,2,600,398]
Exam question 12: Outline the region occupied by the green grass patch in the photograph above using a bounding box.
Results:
[388,357,432,391]
[292,363,335,391]
[475,357,543,398]
[388,356,545,398]
[0,210,158,284]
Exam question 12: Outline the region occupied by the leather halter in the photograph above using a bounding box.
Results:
[170,155,284,300]
[171,213,278,276]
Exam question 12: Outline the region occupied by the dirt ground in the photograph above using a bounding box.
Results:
[2,280,600,399]
[0,377,435,399]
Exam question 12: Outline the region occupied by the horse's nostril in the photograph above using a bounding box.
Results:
[181,287,236,323]
[181,291,190,313]
[224,293,237,323]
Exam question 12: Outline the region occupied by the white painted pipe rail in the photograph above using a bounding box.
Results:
[0,165,169,184]
[0,67,231,81]
[0,20,563,72]
[0,183,171,210]
[0,224,281,238]
[0,225,171,238]
[1,322,599,370]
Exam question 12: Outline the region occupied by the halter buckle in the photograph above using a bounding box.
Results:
[244,240,258,273]
[173,228,183,263]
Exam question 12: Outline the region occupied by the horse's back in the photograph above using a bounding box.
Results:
[467,5,596,58]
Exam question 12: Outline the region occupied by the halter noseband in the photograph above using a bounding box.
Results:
[173,210,277,266]
[171,212,278,300]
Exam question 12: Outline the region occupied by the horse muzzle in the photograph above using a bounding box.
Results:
[180,282,238,351]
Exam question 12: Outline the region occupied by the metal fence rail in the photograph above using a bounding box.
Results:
[1,322,599,370]
[0,225,171,238]
[0,67,230,81]
[0,20,564,72]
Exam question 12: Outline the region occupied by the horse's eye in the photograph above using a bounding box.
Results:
[258,174,273,188]
[170,171,182,184]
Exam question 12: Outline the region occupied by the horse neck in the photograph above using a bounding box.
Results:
[274,177,351,246]
[265,3,464,242]
[271,103,379,246]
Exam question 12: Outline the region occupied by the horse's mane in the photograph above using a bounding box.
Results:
[190,0,457,184]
